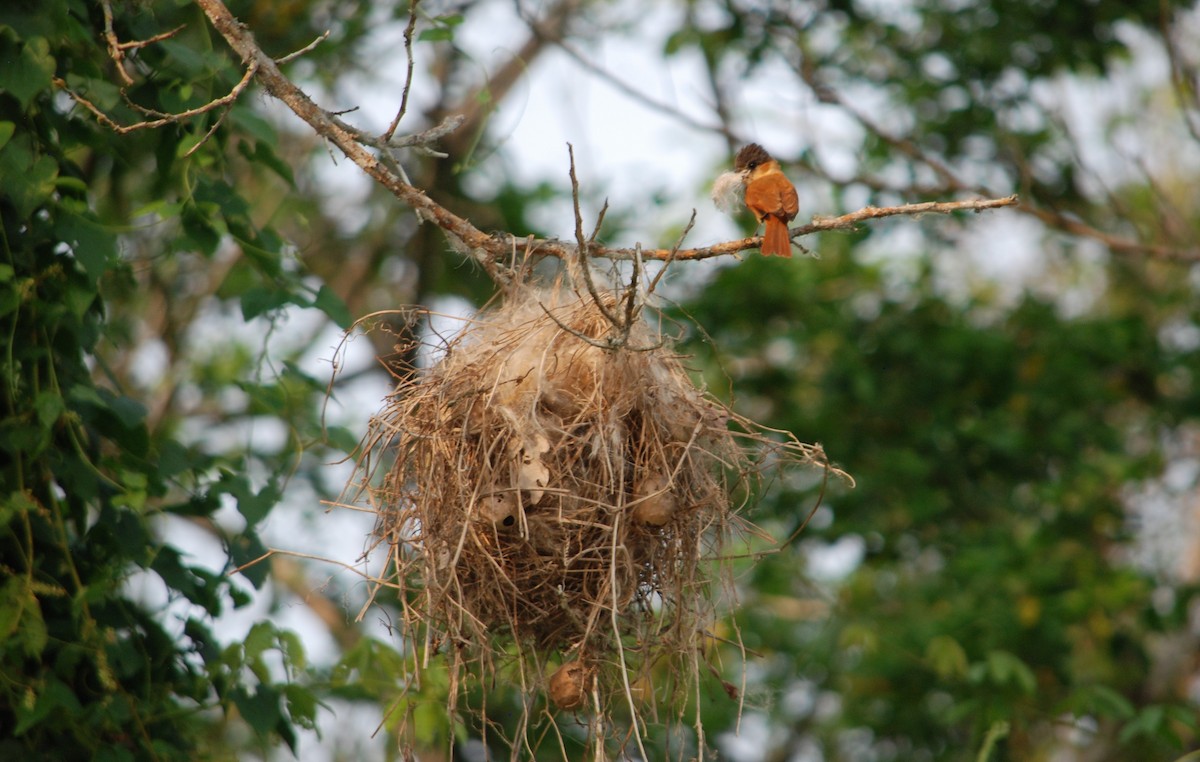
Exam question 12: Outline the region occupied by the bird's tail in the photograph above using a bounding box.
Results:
[761,216,793,257]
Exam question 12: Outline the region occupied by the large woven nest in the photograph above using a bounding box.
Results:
[349,282,836,747]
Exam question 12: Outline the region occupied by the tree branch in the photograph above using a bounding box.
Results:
[792,47,1200,261]
[95,0,1003,278]
[437,0,580,158]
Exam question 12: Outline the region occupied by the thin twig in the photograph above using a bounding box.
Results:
[648,209,695,294]
[567,143,622,328]
[55,59,259,135]
[100,0,133,85]
[183,105,233,157]
[794,43,1200,260]
[383,0,422,143]
[588,198,609,244]
[180,0,1022,280]
[276,30,330,64]
[793,49,961,191]
[1161,6,1200,145]
[779,460,831,551]
[534,21,735,141]
[622,243,641,339]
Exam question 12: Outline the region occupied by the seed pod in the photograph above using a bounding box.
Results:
[548,660,590,710]
[511,433,551,505]
[477,491,517,527]
[631,471,675,526]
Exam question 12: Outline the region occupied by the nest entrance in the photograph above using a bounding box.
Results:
[349,283,839,756]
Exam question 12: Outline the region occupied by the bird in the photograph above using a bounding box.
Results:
[734,143,798,257]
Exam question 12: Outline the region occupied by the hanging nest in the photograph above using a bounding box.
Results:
[345,281,841,753]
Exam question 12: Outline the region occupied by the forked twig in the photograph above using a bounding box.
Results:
[383,0,422,143]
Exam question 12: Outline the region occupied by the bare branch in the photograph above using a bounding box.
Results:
[382,0,421,143]
[100,0,134,85]
[438,0,579,157]
[1162,8,1200,145]
[648,210,696,295]
[118,25,187,52]
[276,30,330,65]
[55,59,259,135]
[793,50,962,191]
[541,31,734,141]
[793,40,1200,261]
[567,143,622,328]
[621,244,641,338]
[109,1,1017,280]
[1019,204,1200,261]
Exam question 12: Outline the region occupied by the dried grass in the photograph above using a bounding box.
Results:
[344,281,840,757]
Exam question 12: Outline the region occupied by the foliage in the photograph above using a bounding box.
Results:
[0,0,357,757]
[2,0,1199,760]
[681,251,1200,759]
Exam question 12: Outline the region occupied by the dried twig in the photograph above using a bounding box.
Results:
[382,0,421,143]
[276,30,330,65]
[72,0,1024,282]
[438,0,577,157]
[99,0,185,85]
[55,59,259,136]
[567,143,622,328]
[648,210,696,295]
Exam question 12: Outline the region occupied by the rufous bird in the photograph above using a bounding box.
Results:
[734,143,798,257]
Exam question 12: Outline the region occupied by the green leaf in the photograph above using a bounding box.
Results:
[240,285,293,321]
[0,33,55,109]
[1118,704,1166,745]
[57,209,118,285]
[129,198,184,221]
[982,650,1037,695]
[278,629,308,672]
[332,638,411,700]
[13,677,81,736]
[0,491,37,532]
[1075,684,1136,720]
[233,685,283,738]
[418,11,464,42]
[413,699,450,745]
[313,284,352,328]
[284,684,320,730]
[33,391,64,429]
[98,387,147,431]
[54,175,88,194]
[230,529,270,589]
[230,105,279,145]
[0,121,14,151]
[63,73,123,111]
[925,634,968,680]
[244,621,276,660]
[0,143,58,218]
[325,425,360,454]
[418,27,454,42]
[152,546,224,614]
[237,139,295,186]
[0,577,42,653]
[236,478,281,527]
[181,203,222,256]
